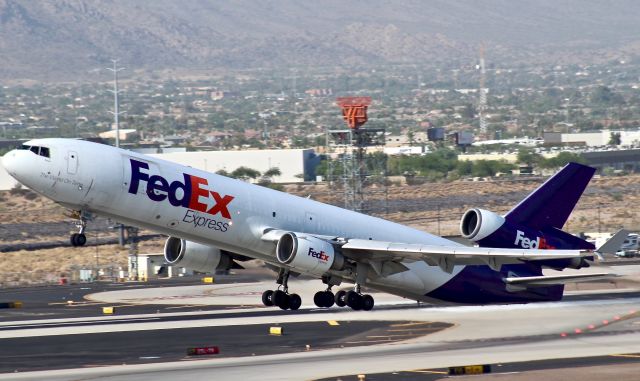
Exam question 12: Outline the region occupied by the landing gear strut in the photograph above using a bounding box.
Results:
[261,268,301,311]
[70,211,88,247]
[337,263,375,311]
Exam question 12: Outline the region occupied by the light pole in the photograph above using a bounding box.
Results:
[106,60,128,249]
[106,59,125,148]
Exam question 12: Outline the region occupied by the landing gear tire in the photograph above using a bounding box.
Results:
[277,295,290,310]
[322,291,335,308]
[314,291,334,308]
[70,233,87,247]
[346,291,363,311]
[262,290,274,307]
[288,294,302,311]
[362,294,375,311]
[335,290,347,307]
[273,290,288,308]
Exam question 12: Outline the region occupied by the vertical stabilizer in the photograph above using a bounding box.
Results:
[505,162,595,230]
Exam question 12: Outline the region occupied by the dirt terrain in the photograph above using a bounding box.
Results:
[0,174,638,286]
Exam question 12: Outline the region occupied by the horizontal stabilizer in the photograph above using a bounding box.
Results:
[504,272,614,287]
[597,229,630,254]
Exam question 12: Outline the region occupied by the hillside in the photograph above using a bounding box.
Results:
[2,0,640,81]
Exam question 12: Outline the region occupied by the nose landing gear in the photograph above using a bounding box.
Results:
[70,210,88,247]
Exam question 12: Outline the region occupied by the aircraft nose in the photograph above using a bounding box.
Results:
[1,149,30,182]
[1,150,17,173]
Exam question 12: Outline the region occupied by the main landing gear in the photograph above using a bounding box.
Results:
[314,268,375,311]
[261,269,302,311]
[70,210,88,247]
[318,285,374,311]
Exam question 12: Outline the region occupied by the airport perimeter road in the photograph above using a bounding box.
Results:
[1,292,638,381]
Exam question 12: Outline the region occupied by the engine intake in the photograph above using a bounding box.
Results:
[460,208,506,241]
[164,237,232,273]
[276,232,344,276]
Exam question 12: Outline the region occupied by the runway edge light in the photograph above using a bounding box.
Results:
[187,346,220,356]
[102,306,115,314]
[448,365,491,375]
[0,301,23,309]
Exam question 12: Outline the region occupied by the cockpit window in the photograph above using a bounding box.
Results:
[20,144,50,158]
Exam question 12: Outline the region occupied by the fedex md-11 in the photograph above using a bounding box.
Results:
[2,139,616,310]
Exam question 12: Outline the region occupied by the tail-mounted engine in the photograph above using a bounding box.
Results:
[460,208,506,241]
[164,237,232,273]
[276,232,344,276]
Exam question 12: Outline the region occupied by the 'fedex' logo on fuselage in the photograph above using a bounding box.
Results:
[308,248,329,261]
[128,159,234,219]
[514,230,555,249]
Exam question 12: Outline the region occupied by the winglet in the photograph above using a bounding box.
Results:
[596,229,630,254]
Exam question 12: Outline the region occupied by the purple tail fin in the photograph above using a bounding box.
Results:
[505,162,595,230]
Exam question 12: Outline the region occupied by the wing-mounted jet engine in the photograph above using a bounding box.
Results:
[163,237,237,273]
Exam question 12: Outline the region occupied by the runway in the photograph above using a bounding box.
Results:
[0,273,639,380]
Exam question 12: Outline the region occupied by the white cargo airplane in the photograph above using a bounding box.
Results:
[2,139,609,311]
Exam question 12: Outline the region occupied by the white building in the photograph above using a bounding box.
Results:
[546,129,640,147]
[150,149,319,183]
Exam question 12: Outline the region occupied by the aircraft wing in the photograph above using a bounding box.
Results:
[340,238,590,274]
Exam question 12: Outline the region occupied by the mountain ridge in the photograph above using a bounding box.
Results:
[2,0,640,81]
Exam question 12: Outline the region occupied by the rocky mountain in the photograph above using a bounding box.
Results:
[2,0,640,81]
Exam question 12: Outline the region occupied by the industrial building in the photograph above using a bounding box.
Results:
[544,129,640,147]
[150,148,320,183]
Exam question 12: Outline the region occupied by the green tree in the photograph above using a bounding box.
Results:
[517,148,543,167]
[230,166,261,181]
[609,132,621,146]
[539,152,586,169]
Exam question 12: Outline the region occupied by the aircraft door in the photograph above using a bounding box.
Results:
[67,151,78,174]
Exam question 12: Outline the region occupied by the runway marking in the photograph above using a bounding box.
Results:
[610,354,640,358]
[345,339,393,344]
[48,301,106,306]
[327,320,340,326]
[0,317,161,330]
[390,322,432,327]
[408,369,448,375]
[388,327,439,332]
[367,334,419,338]
[165,305,203,309]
